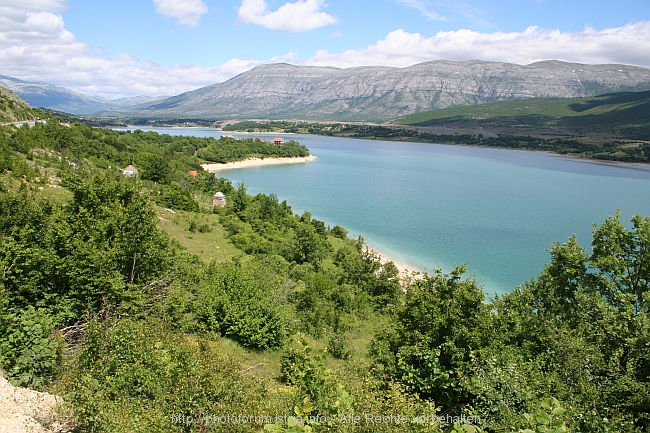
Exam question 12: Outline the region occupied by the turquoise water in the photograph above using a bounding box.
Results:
[122,127,650,294]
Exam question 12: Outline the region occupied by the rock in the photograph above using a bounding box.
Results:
[0,373,68,433]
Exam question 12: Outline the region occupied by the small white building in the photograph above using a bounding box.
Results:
[121,164,139,177]
[212,191,226,207]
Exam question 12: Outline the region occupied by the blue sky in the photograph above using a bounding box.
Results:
[1,0,649,98]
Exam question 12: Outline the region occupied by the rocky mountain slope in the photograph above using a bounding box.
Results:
[132,60,650,121]
[0,75,110,115]
[0,86,37,123]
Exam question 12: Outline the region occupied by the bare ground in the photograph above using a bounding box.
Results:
[0,373,69,433]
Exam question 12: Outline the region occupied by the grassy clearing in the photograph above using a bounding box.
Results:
[155,206,242,263]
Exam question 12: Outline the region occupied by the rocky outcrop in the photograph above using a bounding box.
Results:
[135,60,650,120]
[0,373,68,433]
[0,87,35,123]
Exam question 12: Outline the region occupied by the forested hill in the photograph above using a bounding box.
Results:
[1,94,649,432]
[398,90,650,139]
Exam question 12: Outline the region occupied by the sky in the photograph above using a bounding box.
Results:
[1,0,649,99]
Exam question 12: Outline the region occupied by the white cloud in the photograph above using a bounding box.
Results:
[0,0,67,12]
[394,0,447,21]
[153,0,208,27]
[0,3,231,98]
[1,1,650,100]
[237,0,338,32]
[306,23,650,69]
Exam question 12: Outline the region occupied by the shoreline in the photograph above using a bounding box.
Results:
[201,155,317,172]
[364,246,424,287]
[198,152,420,285]
[345,134,650,167]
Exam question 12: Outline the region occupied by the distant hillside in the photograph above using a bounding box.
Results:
[0,86,38,123]
[127,60,650,121]
[397,90,650,139]
[0,74,166,115]
[0,74,111,115]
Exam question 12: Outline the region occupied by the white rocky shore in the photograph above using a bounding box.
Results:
[201,155,317,172]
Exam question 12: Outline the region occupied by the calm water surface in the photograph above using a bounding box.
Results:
[122,126,650,294]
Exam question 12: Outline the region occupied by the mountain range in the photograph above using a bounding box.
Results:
[4,60,650,121]
[131,60,650,121]
[0,74,165,115]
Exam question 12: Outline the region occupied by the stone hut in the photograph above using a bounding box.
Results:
[121,164,139,177]
[212,191,226,207]
[273,137,284,145]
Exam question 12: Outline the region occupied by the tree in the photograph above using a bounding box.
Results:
[497,212,650,429]
[232,182,248,214]
[135,152,170,183]
[289,222,330,266]
[591,211,649,314]
[589,212,650,425]
[159,182,199,212]
[371,266,489,410]
[1,174,173,322]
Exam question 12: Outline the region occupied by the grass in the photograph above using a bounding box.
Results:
[209,336,285,383]
[155,206,242,263]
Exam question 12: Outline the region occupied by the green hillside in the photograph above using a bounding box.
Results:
[398,90,650,139]
[1,92,650,432]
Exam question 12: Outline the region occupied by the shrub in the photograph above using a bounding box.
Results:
[327,333,352,360]
[280,335,353,418]
[158,183,199,212]
[66,317,276,432]
[331,225,348,239]
[0,306,62,390]
[194,263,288,349]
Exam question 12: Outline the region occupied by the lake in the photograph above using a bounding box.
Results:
[119,126,650,295]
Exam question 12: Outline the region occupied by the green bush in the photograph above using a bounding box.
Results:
[280,335,353,419]
[158,182,199,211]
[331,225,348,239]
[0,306,62,390]
[327,333,352,360]
[371,266,489,411]
[194,263,288,348]
[65,317,276,432]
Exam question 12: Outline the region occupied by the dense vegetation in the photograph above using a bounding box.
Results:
[1,94,649,432]
[397,91,650,140]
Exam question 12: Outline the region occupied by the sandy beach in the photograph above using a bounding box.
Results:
[365,246,424,287]
[201,155,317,172]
